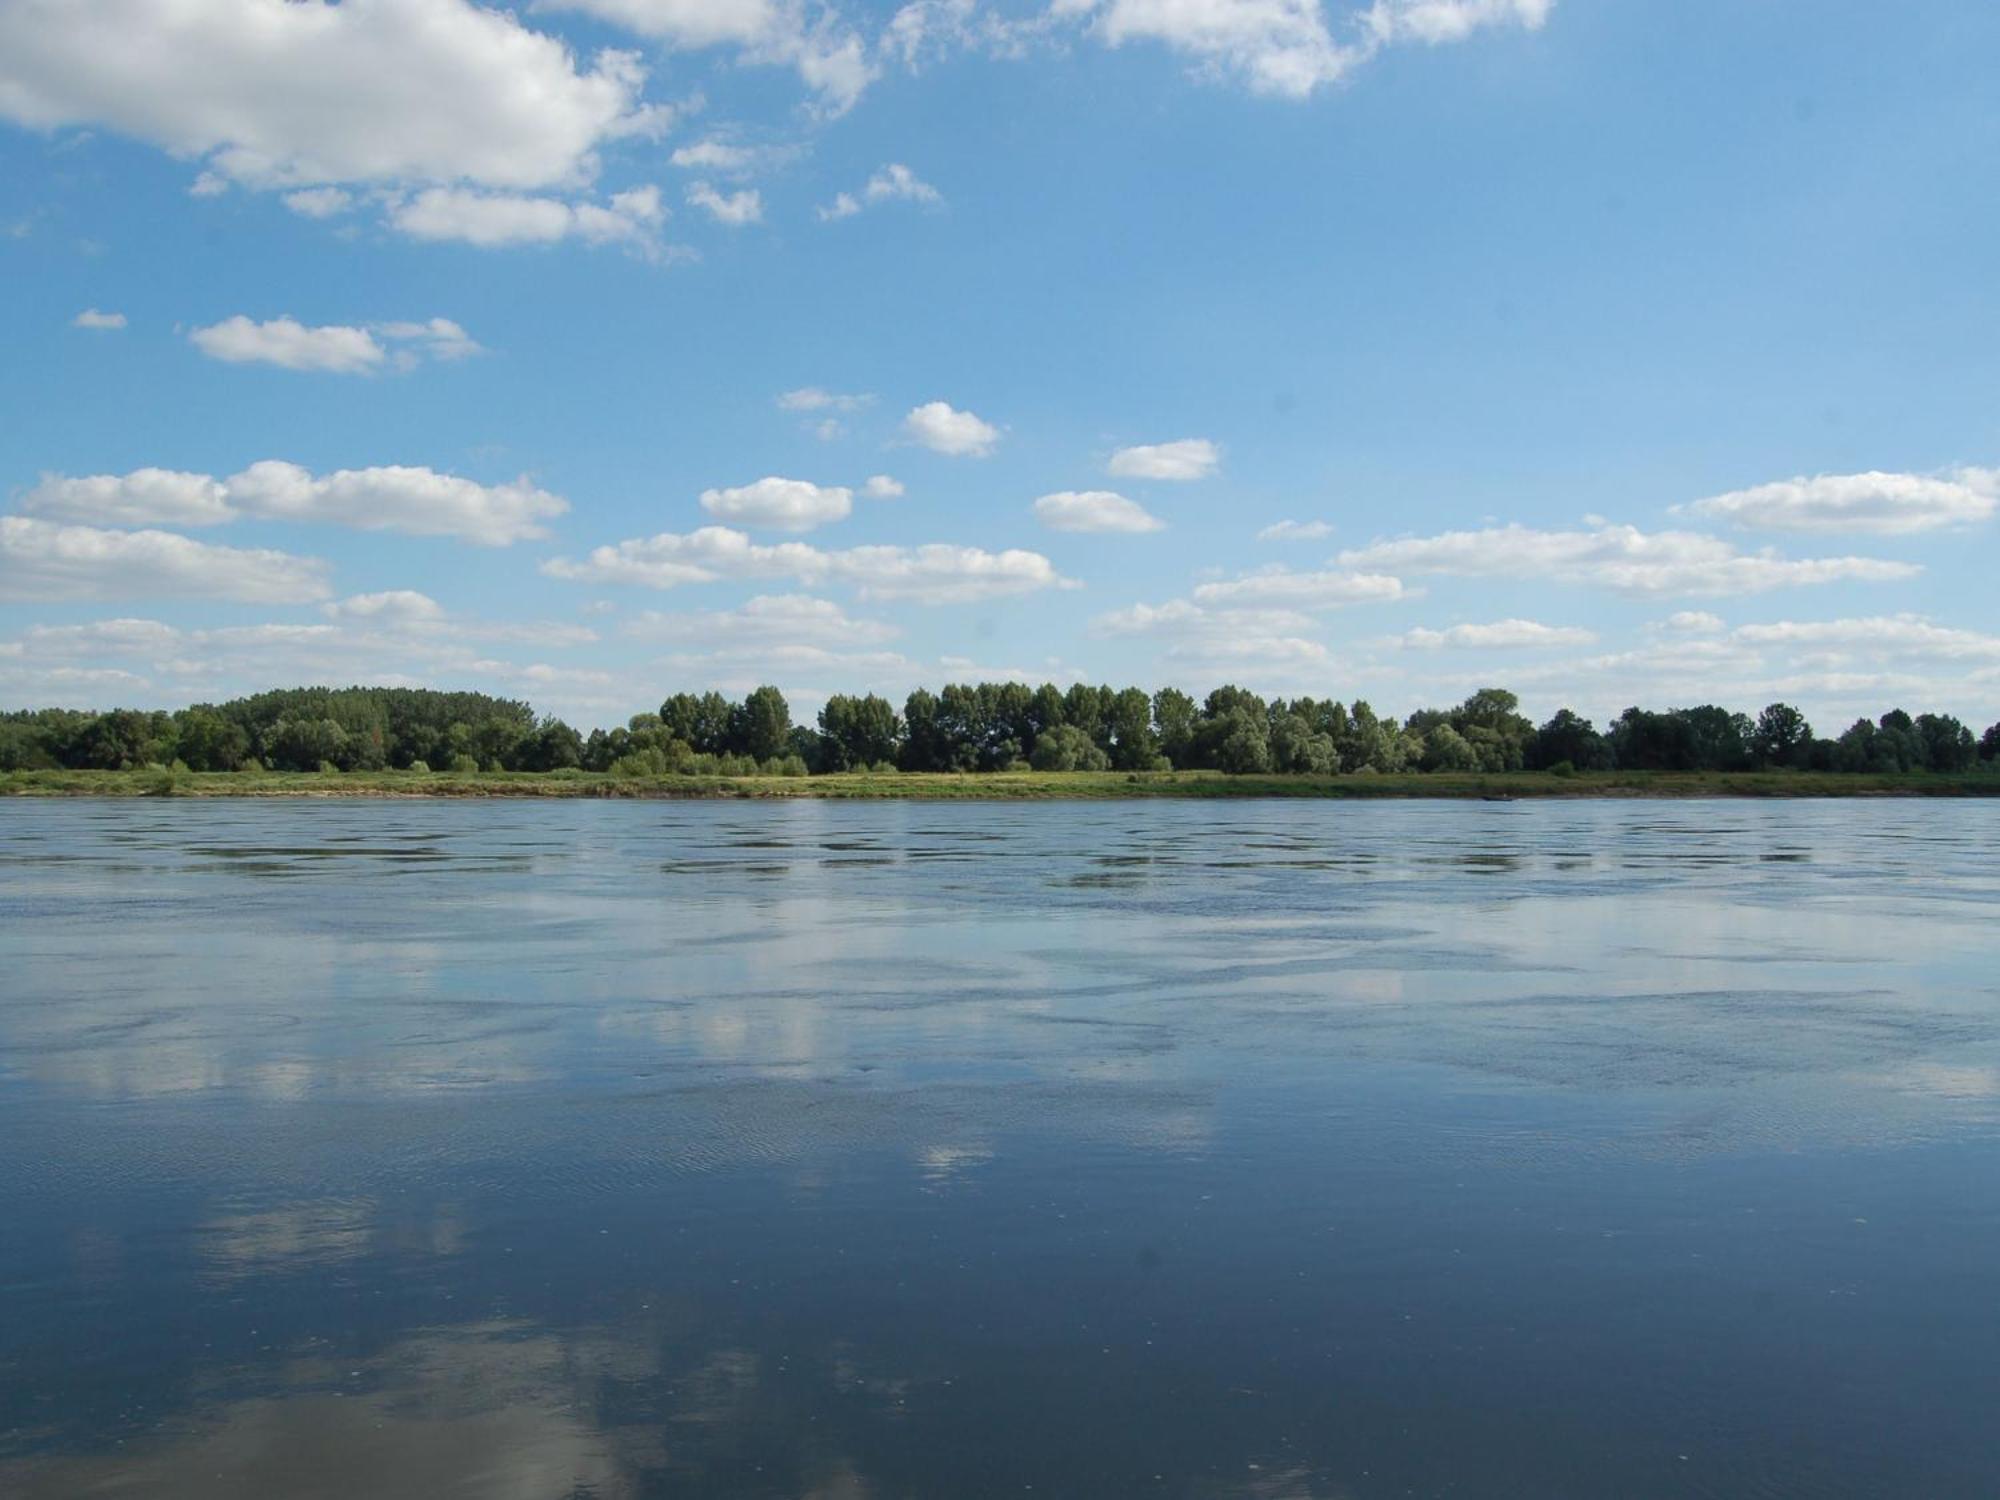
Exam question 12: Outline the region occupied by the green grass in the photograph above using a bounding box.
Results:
[4,766,1998,799]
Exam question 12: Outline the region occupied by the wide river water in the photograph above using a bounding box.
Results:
[1,797,1996,1498]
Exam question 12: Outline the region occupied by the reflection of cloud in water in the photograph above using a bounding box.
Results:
[200,1200,374,1280]
[916,1142,994,1187]
[1,1321,655,1500]
[0,1317,899,1500]
[1878,1061,2000,1101]
[197,1199,465,1280]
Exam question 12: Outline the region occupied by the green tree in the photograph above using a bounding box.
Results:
[265,717,350,771]
[1914,713,1977,772]
[660,692,733,754]
[1106,687,1162,771]
[900,688,952,771]
[1029,724,1109,772]
[516,717,584,771]
[1419,724,1481,772]
[730,686,792,762]
[1528,709,1609,771]
[819,694,901,770]
[1152,688,1196,768]
[174,707,251,771]
[1749,703,1813,768]
[1268,713,1336,774]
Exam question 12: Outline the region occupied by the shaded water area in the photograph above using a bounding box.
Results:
[1,798,1997,1498]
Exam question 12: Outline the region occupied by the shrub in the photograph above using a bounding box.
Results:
[447,753,480,774]
[407,759,431,774]
[1548,760,1576,778]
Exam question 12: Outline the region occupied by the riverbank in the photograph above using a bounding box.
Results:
[5,767,1999,799]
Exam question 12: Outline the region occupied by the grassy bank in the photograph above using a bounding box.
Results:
[5,767,1999,800]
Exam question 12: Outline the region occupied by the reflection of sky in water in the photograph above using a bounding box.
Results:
[1,799,1997,1497]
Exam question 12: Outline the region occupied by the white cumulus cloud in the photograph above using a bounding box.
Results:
[71,308,126,330]
[686,181,763,225]
[1089,0,1551,99]
[863,474,905,499]
[699,477,853,531]
[542,525,1069,603]
[188,315,481,373]
[20,469,232,528]
[1032,490,1165,534]
[1257,518,1332,542]
[387,185,668,252]
[1681,469,1998,535]
[1095,598,1330,668]
[544,0,876,114]
[0,0,661,191]
[777,387,875,412]
[1337,523,1919,597]
[902,400,999,457]
[1398,619,1597,649]
[282,187,353,219]
[322,590,447,623]
[626,593,900,648]
[1192,568,1407,608]
[1107,438,1219,481]
[0,516,330,603]
[817,162,942,220]
[22,462,566,546]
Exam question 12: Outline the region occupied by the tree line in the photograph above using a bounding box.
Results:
[4,681,1997,777]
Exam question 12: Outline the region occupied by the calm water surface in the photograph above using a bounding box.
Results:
[1,798,1997,1498]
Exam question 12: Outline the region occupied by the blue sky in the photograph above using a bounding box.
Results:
[2,0,1997,731]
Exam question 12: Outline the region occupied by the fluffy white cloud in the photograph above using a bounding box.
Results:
[863,474,905,499]
[1731,615,2000,662]
[777,387,874,412]
[1094,0,1357,97]
[1337,523,1919,597]
[902,400,999,457]
[1660,610,1725,634]
[282,187,353,219]
[672,139,754,172]
[1257,518,1332,541]
[1107,438,1219,481]
[22,462,566,546]
[0,0,661,191]
[224,462,566,545]
[1032,490,1165,534]
[542,525,1069,602]
[698,477,853,531]
[322,590,446,623]
[626,592,900,647]
[686,181,763,225]
[71,307,125,330]
[1090,0,1551,98]
[835,544,1071,603]
[387,185,667,251]
[817,162,942,219]
[1681,469,1999,535]
[862,162,941,205]
[546,0,876,114]
[0,516,330,603]
[1192,567,1407,608]
[1359,0,1553,46]
[189,316,486,374]
[1398,619,1597,649]
[189,316,382,373]
[21,469,232,528]
[1095,598,1330,668]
